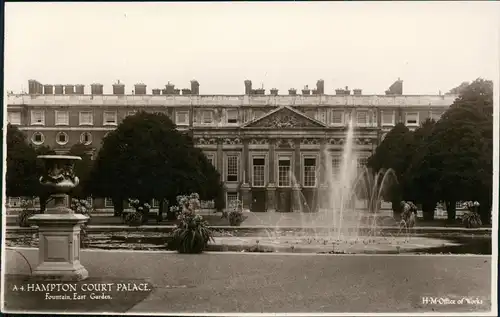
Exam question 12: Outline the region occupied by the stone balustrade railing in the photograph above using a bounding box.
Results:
[6,94,457,108]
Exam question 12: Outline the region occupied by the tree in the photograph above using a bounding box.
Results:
[89,111,224,221]
[446,81,470,95]
[6,124,39,197]
[367,123,414,218]
[68,143,94,199]
[415,79,493,223]
[6,125,56,213]
[404,118,438,220]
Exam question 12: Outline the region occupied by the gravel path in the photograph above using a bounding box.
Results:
[4,248,492,314]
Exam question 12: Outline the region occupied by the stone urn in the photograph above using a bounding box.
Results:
[29,155,89,281]
[38,155,81,207]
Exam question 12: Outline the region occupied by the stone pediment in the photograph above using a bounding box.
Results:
[243,106,327,129]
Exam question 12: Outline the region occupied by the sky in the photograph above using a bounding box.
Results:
[4,2,500,95]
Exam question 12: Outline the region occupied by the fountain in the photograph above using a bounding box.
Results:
[28,155,89,281]
[222,118,454,254]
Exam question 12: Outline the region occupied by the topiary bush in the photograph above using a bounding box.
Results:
[169,193,214,253]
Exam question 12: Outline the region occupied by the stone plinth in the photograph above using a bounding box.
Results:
[29,214,89,281]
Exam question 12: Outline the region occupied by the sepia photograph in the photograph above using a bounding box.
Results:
[2,1,498,316]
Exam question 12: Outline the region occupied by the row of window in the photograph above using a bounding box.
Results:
[26,110,122,126]
[209,154,368,188]
[7,109,444,127]
[9,109,216,127]
[31,131,93,146]
[197,109,239,124]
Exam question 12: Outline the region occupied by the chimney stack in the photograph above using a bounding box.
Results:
[43,85,54,95]
[152,88,161,95]
[54,85,64,95]
[75,84,85,94]
[64,85,75,95]
[244,80,252,95]
[165,83,175,95]
[28,80,43,94]
[289,88,297,96]
[113,80,125,95]
[316,79,325,94]
[28,80,36,94]
[134,83,147,95]
[91,83,104,95]
[270,88,279,96]
[353,89,362,95]
[302,85,311,95]
[182,88,192,95]
[190,80,200,95]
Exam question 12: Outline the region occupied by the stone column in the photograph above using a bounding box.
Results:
[240,139,251,211]
[240,183,251,212]
[319,139,327,186]
[217,138,223,181]
[268,139,275,184]
[318,183,329,212]
[266,183,277,212]
[242,138,249,184]
[294,139,301,185]
[292,183,302,212]
[266,139,277,212]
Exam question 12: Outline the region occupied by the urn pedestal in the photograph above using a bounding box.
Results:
[29,155,89,281]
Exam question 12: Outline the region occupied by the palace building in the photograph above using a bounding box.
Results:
[6,79,457,212]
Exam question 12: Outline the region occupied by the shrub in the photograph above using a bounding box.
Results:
[124,212,144,226]
[17,198,37,227]
[170,193,214,253]
[70,198,94,247]
[125,199,151,226]
[222,199,245,226]
[462,201,482,228]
